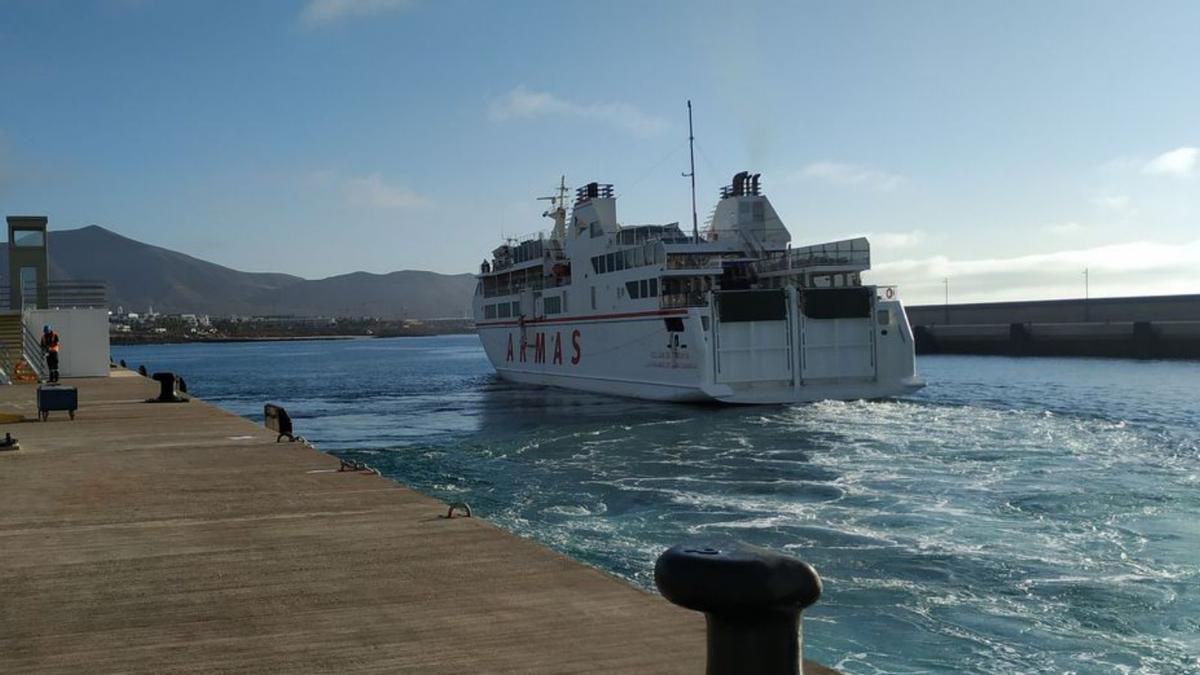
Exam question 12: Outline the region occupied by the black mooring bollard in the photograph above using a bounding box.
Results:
[119,359,127,368]
[137,364,147,376]
[149,372,186,403]
[655,543,822,675]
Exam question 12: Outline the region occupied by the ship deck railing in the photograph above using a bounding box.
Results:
[661,292,707,309]
[752,239,871,276]
[665,254,720,270]
[485,257,544,275]
[661,267,724,278]
[615,223,688,246]
[482,280,551,299]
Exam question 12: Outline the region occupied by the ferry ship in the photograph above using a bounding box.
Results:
[473,172,924,403]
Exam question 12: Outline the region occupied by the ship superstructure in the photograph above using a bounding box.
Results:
[473,172,924,403]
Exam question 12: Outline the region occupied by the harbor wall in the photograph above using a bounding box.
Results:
[906,294,1200,359]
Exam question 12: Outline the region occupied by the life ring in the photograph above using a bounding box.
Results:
[885,287,895,300]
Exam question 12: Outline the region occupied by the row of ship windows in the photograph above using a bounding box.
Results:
[483,301,521,319]
[591,243,663,275]
[481,293,568,320]
[624,278,659,299]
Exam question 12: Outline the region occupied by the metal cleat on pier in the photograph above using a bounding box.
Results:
[655,542,823,675]
[337,458,378,475]
[146,372,188,403]
[264,404,296,442]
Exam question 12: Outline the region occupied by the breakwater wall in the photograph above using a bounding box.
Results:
[907,294,1200,359]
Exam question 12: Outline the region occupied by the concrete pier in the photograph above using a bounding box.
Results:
[0,372,835,673]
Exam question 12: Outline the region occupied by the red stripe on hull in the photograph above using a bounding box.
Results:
[475,308,688,328]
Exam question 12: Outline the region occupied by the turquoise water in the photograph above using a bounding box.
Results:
[114,337,1200,674]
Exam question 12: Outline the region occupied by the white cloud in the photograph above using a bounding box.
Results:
[488,86,670,138]
[870,230,926,248]
[881,239,1200,277]
[871,239,1200,303]
[1142,147,1198,178]
[298,0,415,26]
[1092,195,1131,212]
[1098,156,1141,173]
[795,161,902,191]
[345,173,427,209]
[1044,221,1084,235]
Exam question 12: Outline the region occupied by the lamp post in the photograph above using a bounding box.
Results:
[943,277,949,323]
[1083,267,1090,321]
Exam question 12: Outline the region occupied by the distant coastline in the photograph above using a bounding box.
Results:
[113,334,360,346]
[111,328,477,346]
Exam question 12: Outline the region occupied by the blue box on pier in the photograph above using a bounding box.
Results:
[37,385,78,421]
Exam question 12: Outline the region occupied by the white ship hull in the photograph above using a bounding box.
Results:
[476,296,924,404]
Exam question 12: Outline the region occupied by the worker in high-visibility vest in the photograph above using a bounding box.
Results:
[41,325,60,383]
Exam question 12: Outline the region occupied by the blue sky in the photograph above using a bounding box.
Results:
[1,0,1197,303]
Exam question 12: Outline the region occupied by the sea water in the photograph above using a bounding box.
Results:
[114,336,1200,674]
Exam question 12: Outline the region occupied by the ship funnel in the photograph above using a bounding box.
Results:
[724,171,744,195]
[711,171,790,250]
[720,171,763,199]
[575,182,614,205]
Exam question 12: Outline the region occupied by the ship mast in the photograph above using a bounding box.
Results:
[684,100,699,243]
[539,175,569,239]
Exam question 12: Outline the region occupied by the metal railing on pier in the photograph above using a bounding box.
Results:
[0,346,12,385]
[0,323,48,383]
[20,323,48,381]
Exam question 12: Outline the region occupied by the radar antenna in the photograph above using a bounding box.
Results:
[537,175,569,212]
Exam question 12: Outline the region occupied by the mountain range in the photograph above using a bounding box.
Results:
[0,225,475,319]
